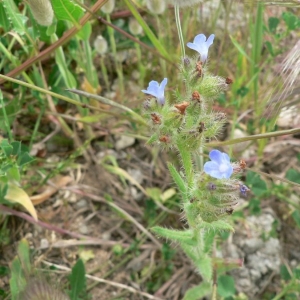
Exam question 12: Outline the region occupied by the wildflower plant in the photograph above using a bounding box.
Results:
[141,34,250,296]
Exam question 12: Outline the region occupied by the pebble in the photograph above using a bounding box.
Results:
[115,135,135,150]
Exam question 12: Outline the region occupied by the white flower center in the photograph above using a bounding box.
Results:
[219,163,228,173]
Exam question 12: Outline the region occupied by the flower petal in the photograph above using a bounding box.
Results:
[206,34,215,47]
[159,78,168,91]
[186,42,200,52]
[194,34,206,44]
[209,149,223,164]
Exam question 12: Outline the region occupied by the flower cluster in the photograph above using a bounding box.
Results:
[141,34,228,152]
[142,33,250,225]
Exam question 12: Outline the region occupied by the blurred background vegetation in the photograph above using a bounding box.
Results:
[0,0,299,299]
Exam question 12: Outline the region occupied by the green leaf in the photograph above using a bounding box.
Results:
[282,12,300,31]
[280,264,292,281]
[51,0,84,27]
[203,230,215,253]
[286,169,300,184]
[17,152,35,167]
[293,268,300,280]
[152,226,197,246]
[0,183,8,199]
[11,141,21,156]
[77,22,91,41]
[46,21,57,36]
[168,163,187,198]
[9,256,26,300]
[217,275,236,298]
[292,210,300,229]
[17,239,31,275]
[265,41,274,56]
[177,142,193,188]
[246,171,267,197]
[248,197,261,215]
[147,133,158,145]
[0,3,10,31]
[268,17,280,34]
[0,139,13,157]
[2,0,28,35]
[195,255,212,281]
[7,165,20,182]
[69,259,86,300]
[183,282,211,300]
[229,35,253,63]
[197,220,234,232]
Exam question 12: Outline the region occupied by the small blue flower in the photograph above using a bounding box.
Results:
[204,149,233,179]
[187,34,215,62]
[141,78,168,105]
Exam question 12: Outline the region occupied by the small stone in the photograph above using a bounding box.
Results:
[242,238,264,254]
[79,224,89,235]
[40,238,49,249]
[128,168,143,184]
[115,135,135,150]
[75,199,88,209]
[102,232,111,240]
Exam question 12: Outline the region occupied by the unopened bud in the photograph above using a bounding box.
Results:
[27,0,54,26]
[129,18,143,36]
[159,135,171,143]
[174,101,190,114]
[183,57,190,66]
[101,0,115,14]
[207,182,217,191]
[192,91,201,102]
[146,0,166,15]
[195,61,203,77]
[94,35,108,55]
[151,113,162,124]
[226,77,233,84]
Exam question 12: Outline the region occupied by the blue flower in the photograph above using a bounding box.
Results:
[204,149,233,179]
[187,34,215,62]
[141,78,168,105]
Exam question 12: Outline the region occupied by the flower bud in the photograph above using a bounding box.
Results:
[27,0,54,26]
[93,35,108,55]
[129,18,143,36]
[146,0,166,15]
[183,57,190,66]
[101,0,115,14]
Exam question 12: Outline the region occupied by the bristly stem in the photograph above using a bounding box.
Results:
[0,90,13,141]
[174,5,185,58]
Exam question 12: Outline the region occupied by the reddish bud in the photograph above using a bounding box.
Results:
[226,77,233,84]
[195,61,203,77]
[239,159,246,169]
[192,91,201,102]
[159,135,171,143]
[174,101,190,115]
[151,113,161,124]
